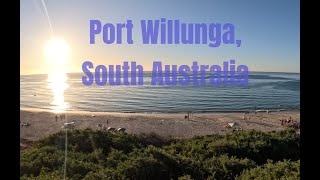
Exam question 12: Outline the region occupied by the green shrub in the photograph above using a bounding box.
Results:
[20,129,300,179]
[164,129,299,165]
[237,160,300,180]
[203,155,256,179]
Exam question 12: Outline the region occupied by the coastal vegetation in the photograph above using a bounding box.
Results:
[20,128,300,179]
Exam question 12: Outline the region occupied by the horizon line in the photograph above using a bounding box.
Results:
[20,70,300,76]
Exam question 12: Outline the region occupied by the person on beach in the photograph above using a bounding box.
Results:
[55,115,58,122]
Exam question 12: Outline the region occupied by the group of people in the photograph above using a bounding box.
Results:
[20,121,30,128]
[280,117,292,125]
[280,117,300,129]
[97,121,109,128]
[55,114,66,122]
[242,110,273,121]
[184,112,193,120]
[242,112,251,120]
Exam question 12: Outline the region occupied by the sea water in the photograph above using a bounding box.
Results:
[20,71,300,113]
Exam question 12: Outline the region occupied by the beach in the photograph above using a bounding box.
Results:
[20,108,300,142]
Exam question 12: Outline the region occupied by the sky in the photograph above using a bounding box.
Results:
[20,0,300,75]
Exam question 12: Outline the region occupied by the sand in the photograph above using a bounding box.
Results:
[20,108,300,142]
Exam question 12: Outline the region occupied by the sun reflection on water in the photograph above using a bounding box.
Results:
[44,38,70,113]
[47,70,69,113]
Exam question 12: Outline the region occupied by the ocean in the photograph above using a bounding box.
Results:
[20,71,300,113]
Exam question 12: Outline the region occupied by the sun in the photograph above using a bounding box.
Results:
[44,38,70,65]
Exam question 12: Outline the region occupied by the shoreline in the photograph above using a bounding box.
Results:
[20,108,300,141]
[20,107,300,115]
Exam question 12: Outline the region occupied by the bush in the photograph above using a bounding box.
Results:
[164,129,299,164]
[37,129,144,154]
[20,129,300,179]
[137,132,172,147]
[237,160,300,179]
[203,155,256,179]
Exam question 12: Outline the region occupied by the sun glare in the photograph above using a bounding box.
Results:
[44,37,70,113]
[44,38,70,65]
